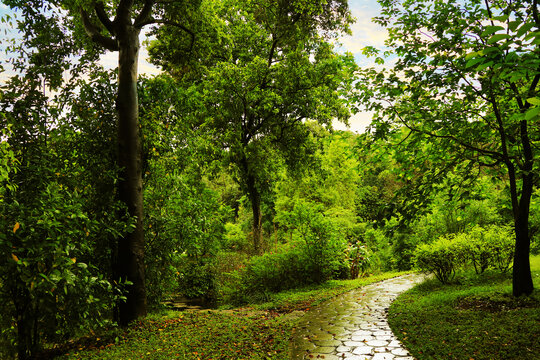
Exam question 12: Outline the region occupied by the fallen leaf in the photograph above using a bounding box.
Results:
[13,222,20,233]
[11,253,19,262]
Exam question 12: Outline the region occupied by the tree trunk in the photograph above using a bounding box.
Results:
[513,212,533,296]
[511,171,534,296]
[115,23,147,325]
[246,173,263,254]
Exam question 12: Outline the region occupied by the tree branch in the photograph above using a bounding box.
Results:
[134,0,155,28]
[94,2,116,35]
[136,19,195,51]
[532,0,539,27]
[389,101,504,160]
[80,7,119,51]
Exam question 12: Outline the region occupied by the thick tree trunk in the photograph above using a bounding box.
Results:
[513,213,533,296]
[115,24,147,325]
[512,172,534,296]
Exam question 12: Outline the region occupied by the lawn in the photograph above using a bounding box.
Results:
[53,271,409,359]
[388,255,540,360]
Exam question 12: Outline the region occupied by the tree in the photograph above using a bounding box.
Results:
[357,0,540,295]
[0,65,134,358]
[150,0,357,253]
[2,0,201,324]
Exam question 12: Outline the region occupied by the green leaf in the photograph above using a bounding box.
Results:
[481,25,504,37]
[525,106,540,121]
[465,57,484,68]
[477,61,494,71]
[464,51,480,60]
[487,34,510,44]
[508,20,520,32]
[517,23,535,38]
[492,15,509,22]
[526,97,540,106]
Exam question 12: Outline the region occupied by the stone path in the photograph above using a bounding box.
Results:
[290,274,424,360]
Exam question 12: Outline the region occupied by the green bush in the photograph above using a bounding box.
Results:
[483,226,514,272]
[177,257,217,300]
[239,245,304,302]
[414,235,464,284]
[414,225,515,283]
[226,199,348,303]
[0,183,128,358]
[363,226,394,272]
[454,227,492,274]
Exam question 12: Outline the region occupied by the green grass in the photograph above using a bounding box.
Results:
[388,255,540,360]
[52,271,410,359]
[247,270,412,312]
[57,311,292,360]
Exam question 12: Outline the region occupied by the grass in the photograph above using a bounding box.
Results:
[57,311,292,360]
[388,255,540,360]
[52,270,410,359]
[246,270,412,312]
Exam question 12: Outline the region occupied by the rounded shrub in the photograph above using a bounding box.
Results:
[413,235,465,283]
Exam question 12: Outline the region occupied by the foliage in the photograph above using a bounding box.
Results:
[414,236,464,284]
[144,167,230,302]
[347,241,371,279]
[0,46,130,358]
[388,255,540,360]
[462,226,515,274]
[226,198,348,303]
[0,182,129,358]
[0,126,18,201]
[362,226,394,272]
[150,0,357,252]
[138,74,232,303]
[358,0,540,295]
[414,226,515,283]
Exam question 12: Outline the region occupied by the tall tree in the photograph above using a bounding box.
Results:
[1,0,199,324]
[150,0,357,253]
[357,0,540,295]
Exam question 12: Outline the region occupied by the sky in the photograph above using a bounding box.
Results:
[0,0,388,133]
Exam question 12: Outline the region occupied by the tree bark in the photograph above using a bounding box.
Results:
[115,21,147,325]
[513,209,534,296]
[511,144,534,296]
[247,172,263,254]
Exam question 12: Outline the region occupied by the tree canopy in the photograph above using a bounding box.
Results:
[357,0,540,295]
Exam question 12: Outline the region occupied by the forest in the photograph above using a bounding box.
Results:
[0,0,539,359]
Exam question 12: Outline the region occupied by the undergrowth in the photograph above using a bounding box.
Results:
[388,255,540,360]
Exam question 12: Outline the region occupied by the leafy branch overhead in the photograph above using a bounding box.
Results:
[357,0,539,296]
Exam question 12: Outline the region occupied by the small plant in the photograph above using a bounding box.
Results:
[348,242,371,279]
[414,235,464,283]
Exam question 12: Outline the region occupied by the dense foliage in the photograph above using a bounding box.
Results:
[1,0,539,358]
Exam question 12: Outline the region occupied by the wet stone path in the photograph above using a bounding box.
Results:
[290,274,424,360]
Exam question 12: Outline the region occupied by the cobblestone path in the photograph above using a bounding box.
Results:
[290,274,424,360]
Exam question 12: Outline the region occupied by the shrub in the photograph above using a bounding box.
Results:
[454,227,492,274]
[0,183,128,358]
[363,226,393,272]
[240,245,304,301]
[414,225,515,283]
[414,235,465,283]
[484,226,514,272]
[348,242,371,279]
[177,257,217,300]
